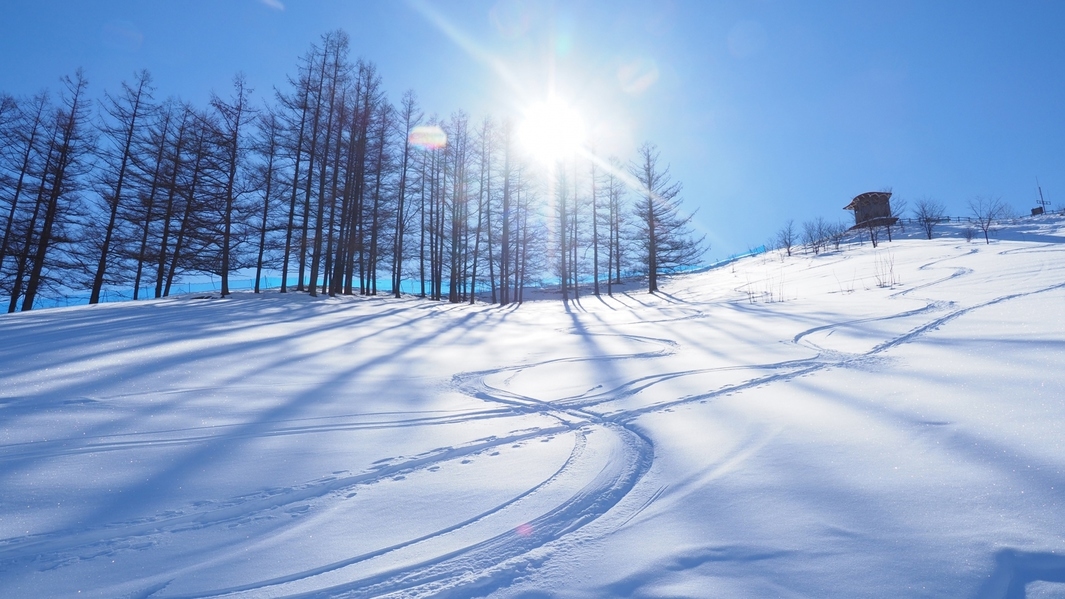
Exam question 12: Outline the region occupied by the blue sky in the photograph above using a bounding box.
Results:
[1,1,1063,258]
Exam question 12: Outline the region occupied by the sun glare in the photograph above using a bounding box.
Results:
[517,97,586,164]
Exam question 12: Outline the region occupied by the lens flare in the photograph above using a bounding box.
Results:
[409,125,447,149]
[617,58,659,95]
[489,0,534,39]
[515,523,534,536]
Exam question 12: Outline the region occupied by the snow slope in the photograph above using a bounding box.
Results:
[2,217,1065,598]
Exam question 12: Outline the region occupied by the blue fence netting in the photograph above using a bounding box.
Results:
[12,246,773,310]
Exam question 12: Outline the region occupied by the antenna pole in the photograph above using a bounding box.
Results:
[1036,177,1051,214]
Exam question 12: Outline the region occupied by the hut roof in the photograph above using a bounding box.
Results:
[844,191,892,210]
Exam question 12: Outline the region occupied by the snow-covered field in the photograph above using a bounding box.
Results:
[2,217,1065,598]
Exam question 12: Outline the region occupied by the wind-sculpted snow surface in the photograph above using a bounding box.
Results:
[2,218,1065,598]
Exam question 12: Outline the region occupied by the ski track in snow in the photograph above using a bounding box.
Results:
[2,240,1064,598]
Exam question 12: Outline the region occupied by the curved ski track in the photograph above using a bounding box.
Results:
[4,243,1064,598]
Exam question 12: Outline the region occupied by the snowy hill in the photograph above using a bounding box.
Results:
[2,216,1065,598]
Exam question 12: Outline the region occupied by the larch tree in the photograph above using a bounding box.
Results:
[0,93,50,284]
[589,152,601,295]
[554,163,571,301]
[392,90,421,298]
[630,142,704,293]
[295,37,330,292]
[467,116,491,304]
[365,99,395,297]
[0,31,728,308]
[498,121,517,304]
[89,69,154,304]
[153,102,193,298]
[252,108,286,293]
[162,110,213,297]
[209,73,255,297]
[129,100,174,299]
[306,32,348,297]
[603,157,628,294]
[277,60,313,293]
[22,71,93,311]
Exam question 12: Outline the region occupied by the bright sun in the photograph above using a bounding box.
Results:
[517,97,586,164]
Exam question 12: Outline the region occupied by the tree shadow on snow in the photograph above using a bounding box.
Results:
[974,549,1065,599]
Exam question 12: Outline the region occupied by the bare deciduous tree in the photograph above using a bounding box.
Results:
[886,197,907,242]
[913,198,946,240]
[776,219,796,257]
[968,196,1006,244]
[802,217,828,255]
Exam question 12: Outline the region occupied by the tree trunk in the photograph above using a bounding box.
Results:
[90,72,152,304]
[133,109,172,300]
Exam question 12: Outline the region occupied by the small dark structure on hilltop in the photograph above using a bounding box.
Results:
[844,191,897,230]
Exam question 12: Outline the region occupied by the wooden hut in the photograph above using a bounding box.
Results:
[844,191,897,230]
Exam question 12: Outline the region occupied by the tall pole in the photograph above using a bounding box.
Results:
[1037,178,1051,214]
